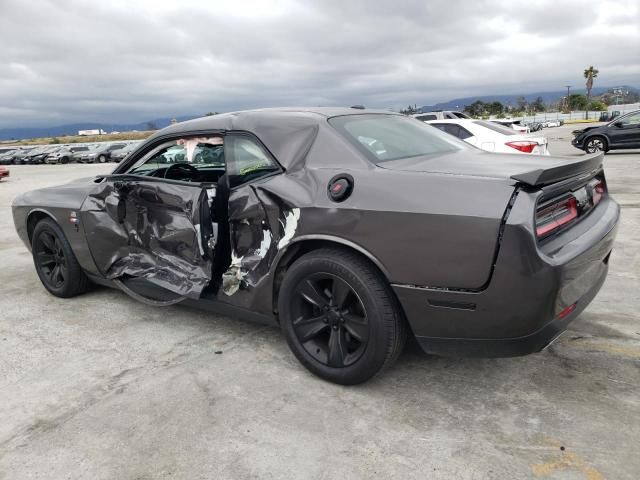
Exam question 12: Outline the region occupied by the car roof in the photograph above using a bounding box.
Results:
[146,107,402,169]
[426,119,475,123]
[160,107,397,132]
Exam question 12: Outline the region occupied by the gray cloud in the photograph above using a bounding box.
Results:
[0,0,638,127]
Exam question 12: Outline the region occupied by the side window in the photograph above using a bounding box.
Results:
[416,115,437,121]
[226,135,280,188]
[457,126,473,140]
[619,113,640,126]
[126,137,224,180]
[445,125,460,137]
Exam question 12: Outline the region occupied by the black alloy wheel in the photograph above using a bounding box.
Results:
[279,248,406,385]
[32,218,91,298]
[291,273,369,368]
[35,230,67,289]
[585,136,607,153]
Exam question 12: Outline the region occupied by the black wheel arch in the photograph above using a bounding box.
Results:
[27,209,58,244]
[271,236,410,327]
[584,133,610,150]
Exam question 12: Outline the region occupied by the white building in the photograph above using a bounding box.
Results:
[607,103,640,116]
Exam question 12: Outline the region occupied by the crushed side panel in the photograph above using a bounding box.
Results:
[81,180,211,298]
[221,184,299,299]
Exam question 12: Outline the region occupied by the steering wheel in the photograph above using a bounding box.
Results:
[163,162,203,182]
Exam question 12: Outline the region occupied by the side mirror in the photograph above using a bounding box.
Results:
[613,121,624,128]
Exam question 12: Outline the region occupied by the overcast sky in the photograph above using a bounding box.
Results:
[1,0,638,128]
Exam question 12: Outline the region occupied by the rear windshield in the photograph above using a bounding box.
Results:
[473,120,517,136]
[329,114,465,163]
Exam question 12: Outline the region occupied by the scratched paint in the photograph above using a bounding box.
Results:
[278,208,300,249]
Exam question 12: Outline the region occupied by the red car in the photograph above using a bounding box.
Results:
[0,166,9,180]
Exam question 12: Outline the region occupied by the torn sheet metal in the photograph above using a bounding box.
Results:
[81,179,212,298]
[221,184,300,297]
[222,186,273,296]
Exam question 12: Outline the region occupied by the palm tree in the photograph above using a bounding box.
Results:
[584,66,599,100]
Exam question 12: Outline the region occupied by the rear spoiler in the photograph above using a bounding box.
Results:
[510,152,604,187]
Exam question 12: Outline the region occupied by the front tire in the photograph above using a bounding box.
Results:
[279,248,406,385]
[32,218,91,298]
[98,154,107,163]
[585,136,608,153]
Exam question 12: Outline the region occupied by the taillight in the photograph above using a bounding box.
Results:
[536,196,578,238]
[505,141,538,153]
[558,303,577,319]
[591,180,605,206]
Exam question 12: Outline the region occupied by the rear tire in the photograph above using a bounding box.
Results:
[279,248,406,385]
[585,136,608,153]
[32,218,91,298]
[98,155,107,163]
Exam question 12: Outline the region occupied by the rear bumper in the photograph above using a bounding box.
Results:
[394,196,619,357]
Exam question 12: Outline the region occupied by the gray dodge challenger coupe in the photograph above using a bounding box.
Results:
[12,108,620,384]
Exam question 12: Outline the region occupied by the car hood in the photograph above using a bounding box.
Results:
[12,176,101,210]
[378,150,603,186]
[572,125,601,136]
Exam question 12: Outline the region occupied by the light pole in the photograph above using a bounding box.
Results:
[564,85,571,112]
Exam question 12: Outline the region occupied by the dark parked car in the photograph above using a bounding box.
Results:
[24,145,60,164]
[69,146,96,163]
[0,148,19,165]
[525,121,544,132]
[45,146,87,164]
[572,110,640,153]
[12,108,619,384]
[110,142,140,163]
[11,147,37,164]
[74,143,128,163]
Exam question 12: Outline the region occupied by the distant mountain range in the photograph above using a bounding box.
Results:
[418,85,639,112]
[0,115,198,141]
[2,85,639,140]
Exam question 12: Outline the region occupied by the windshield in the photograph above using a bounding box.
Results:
[329,114,465,164]
[474,120,517,136]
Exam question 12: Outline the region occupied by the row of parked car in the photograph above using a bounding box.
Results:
[411,112,551,155]
[0,141,142,165]
[412,111,563,134]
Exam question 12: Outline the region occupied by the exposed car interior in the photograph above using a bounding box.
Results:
[117,134,282,296]
[125,134,280,186]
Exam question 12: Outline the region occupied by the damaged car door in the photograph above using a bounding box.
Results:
[80,139,222,299]
[220,134,285,298]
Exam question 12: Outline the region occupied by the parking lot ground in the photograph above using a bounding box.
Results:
[0,128,639,479]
